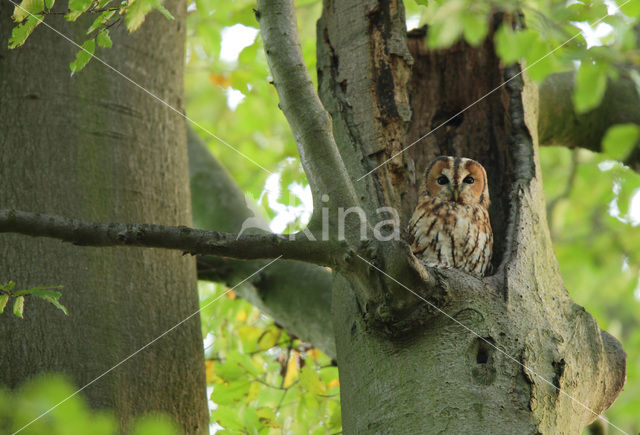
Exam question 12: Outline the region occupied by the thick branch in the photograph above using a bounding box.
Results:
[539,71,640,172]
[255,0,361,215]
[0,209,337,266]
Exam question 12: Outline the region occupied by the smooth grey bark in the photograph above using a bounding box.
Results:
[188,128,336,357]
[0,1,207,432]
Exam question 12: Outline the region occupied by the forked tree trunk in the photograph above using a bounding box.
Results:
[0,1,208,431]
[316,1,625,432]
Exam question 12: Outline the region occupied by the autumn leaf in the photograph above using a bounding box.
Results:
[282,350,299,388]
[209,74,232,88]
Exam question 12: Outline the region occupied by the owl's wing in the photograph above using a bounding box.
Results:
[459,207,493,276]
[408,200,436,255]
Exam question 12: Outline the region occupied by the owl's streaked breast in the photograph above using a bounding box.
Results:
[409,196,493,276]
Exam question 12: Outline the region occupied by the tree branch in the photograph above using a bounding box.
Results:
[0,209,338,266]
[539,71,640,172]
[255,0,361,215]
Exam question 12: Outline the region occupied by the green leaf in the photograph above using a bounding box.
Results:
[8,15,41,49]
[70,39,96,75]
[125,0,156,32]
[211,380,251,405]
[461,11,488,46]
[212,406,245,431]
[87,10,116,34]
[0,295,9,314]
[426,2,464,49]
[299,365,325,395]
[216,352,260,381]
[13,296,24,318]
[97,30,113,48]
[12,0,44,22]
[66,0,93,22]
[255,407,277,428]
[13,285,62,297]
[130,415,179,435]
[566,2,608,21]
[602,124,640,161]
[620,0,640,17]
[613,167,640,219]
[40,295,69,315]
[495,26,539,65]
[0,281,16,292]
[13,289,55,297]
[328,401,342,431]
[573,61,608,114]
[522,37,559,83]
[154,3,174,20]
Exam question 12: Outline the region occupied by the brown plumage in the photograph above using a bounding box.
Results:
[408,156,493,276]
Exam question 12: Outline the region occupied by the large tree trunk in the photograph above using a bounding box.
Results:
[0,1,208,431]
[316,1,625,433]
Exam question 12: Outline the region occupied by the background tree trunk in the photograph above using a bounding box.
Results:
[0,1,208,431]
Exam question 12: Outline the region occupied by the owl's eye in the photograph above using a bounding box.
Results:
[437,176,449,185]
[463,176,474,184]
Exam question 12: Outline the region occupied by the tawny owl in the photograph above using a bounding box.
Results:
[408,156,493,276]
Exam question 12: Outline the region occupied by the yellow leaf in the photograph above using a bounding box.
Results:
[225,290,236,300]
[205,360,215,384]
[209,74,232,88]
[282,350,299,388]
[307,348,319,361]
[258,327,281,350]
[248,381,261,402]
[235,309,247,322]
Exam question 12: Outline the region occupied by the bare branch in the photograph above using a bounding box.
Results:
[0,209,337,266]
[255,0,361,213]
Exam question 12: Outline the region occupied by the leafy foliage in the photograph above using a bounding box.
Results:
[199,283,341,434]
[185,0,317,201]
[602,123,640,161]
[7,0,173,73]
[69,39,95,75]
[540,147,640,433]
[0,374,179,434]
[0,281,68,317]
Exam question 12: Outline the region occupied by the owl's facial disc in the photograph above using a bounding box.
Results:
[425,156,489,208]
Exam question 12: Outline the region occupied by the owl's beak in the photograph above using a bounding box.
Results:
[453,189,460,202]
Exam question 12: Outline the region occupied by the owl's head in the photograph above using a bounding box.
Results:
[424,156,489,208]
